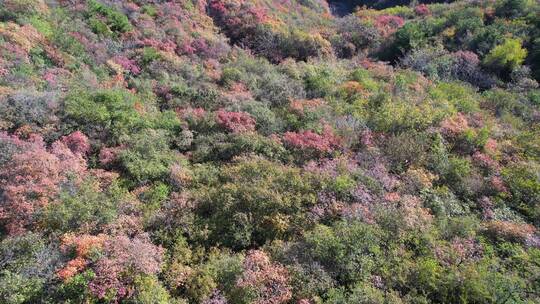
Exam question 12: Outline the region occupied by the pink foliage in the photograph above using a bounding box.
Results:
[89,234,164,301]
[61,131,91,156]
[237,250,292,304]
[140,38,177,53]
[222,82,253,103]
[399,195,433,231]
[0,66,8,77]
[113,56,141,75]
[0,134,87,234]
[375,15,405,28]
[203,290,228,304]
[303,156,358,178]
[99,145,125,166]
[216,109,256,133]
[208,0,269,42]
[176,107,207,121]
[192,37,210,54]
[289,98,325,116]
[490,175,508,193]
[356,151,399,191]
[453,50,480,66]
[440,113,469,138]
[43,70,57,86]
[477,196,494,220]
[414,4,430,16]
[472,151,499,172]
[58,233,107,281]
[375,15,405,36]
[50,140,87,173]
[310,192,345,221]
[350,184,374,204]
[360,129,375,148]
[179,39,196,55]
[283,125,341,154]
[485,221,537,243]
[344,202,375,224]
[435,237,483,266]
[484,138,498,155]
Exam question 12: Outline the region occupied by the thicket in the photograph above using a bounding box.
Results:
[0,0,539,303]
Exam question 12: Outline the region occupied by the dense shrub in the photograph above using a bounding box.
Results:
[215,109,256,133]
[118,129,179,184]
[87,0,132,35]
[502,163,540,224]
[63,89,143,143]
[0,233,60,303]
[1,0,540,302]
[0,134,87,235]
[483,38,528,76]
[192,157,318,249]
[0,91,59,135]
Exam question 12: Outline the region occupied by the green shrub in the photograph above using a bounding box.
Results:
[87,0,132,34]
[192,157,317,249]
[63,89,144,142]
[483,38,527,75]
[41,177,121,233]
[302,221,382,286]
[502,163,540,224]
[119,129,179,184]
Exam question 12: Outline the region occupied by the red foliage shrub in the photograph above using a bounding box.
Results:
[435,237,483,266]
[490,175,508,193]
[375,15,405,36]
[289,98,325,116]
[113,56,141,75]
[140,38,177,53]
[222,82,253,103]
[99,145,125,166]
[454,50,480,66]
[398,195,433,231]
[359,129,375,148]
[88,234,164,301]
[283,125,341,154]
[375,15,405,28]
[176,107,207,121]
[484,221,537,243]
[208,0,269,43]
[440,112,469,138]
[61,131,91,156]
[484,138,498,156]
[303,156,358,178]
[216,109,256,133]
[477,196,494,220]
[0,134,87,234]
[414,4,431,16]
[237,250,292,304]
[472,151,499,172]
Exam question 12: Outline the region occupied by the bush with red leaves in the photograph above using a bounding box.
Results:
[88,234,164,301]
[283,125,341,154]
[0,133,87,234]
[216,109,256,133]
[414,4,430,16]
[60,131,91,156]
[236,250,292,304]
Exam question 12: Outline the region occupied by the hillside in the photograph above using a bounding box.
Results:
[0,0,539,303]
